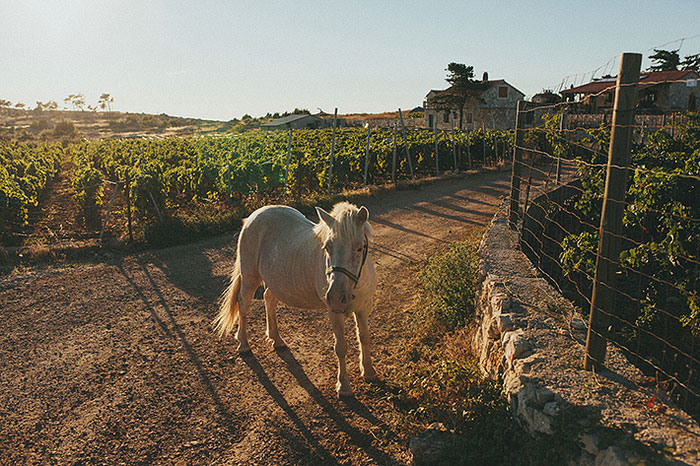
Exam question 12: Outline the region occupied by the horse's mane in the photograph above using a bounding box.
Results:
[313,202,373,242]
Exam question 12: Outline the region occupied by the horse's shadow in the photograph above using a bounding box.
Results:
[239,349,398,465]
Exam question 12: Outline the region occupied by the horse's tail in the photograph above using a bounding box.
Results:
[214,258,241,338]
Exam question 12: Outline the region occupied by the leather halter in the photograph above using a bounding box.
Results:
[325,236,369,288]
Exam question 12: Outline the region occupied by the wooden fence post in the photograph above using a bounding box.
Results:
[225,164,231,206]
[363,125,371,187]
[284,128,292,191]
[492,116,498,165]
[584,52,642,371]
[452,122,457,173]
[125,171,133,243]
[482,123,487,166]
[392,122,397,185]
[465,128,470,170]
[434,123,439,176]
[99,181,120,242]
[509,100,527,229]
[327,108,338,195]
[398,108,414,178]
[557,111,567,185]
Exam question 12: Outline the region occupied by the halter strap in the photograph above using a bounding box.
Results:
[325,236,369,288]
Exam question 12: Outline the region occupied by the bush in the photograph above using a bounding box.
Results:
[53,120,76,138]
[417,238,480,330]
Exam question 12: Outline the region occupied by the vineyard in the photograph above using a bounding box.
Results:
[1,127,512,247]
[0,140,62,231]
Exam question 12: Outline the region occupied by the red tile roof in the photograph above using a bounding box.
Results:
[561,70,697,95]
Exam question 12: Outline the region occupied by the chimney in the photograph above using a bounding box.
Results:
[482,71,489,83]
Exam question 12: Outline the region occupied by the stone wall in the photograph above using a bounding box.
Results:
[472,201,700,465]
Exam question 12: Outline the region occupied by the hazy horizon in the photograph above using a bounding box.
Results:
[2,1,699,121]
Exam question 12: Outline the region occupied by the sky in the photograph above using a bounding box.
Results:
[2,1,699,121]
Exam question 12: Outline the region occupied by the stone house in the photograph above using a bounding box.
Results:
[423,74,525,130]
[561,70,699,113]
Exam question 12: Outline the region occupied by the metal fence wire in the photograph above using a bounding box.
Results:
[508,53,700,417]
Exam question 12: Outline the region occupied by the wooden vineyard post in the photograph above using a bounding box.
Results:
[327,108,338,195]
[434,123,439,176]
[125,171,133,243]
[482,122,487,166]
[225,165,231,206]
[451,123,457,172]
[584,52,641,371]
[509,100,526,229]
[392,122,397,185]
[557,111,567,185]
[398,108,414,178]
[465,127,470,170]
[363,125,371,187]
[492,116,498,165]
[99,181,120,242]
[284,128,292,191]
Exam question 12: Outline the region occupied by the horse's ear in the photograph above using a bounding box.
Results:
[356,206,369,224]
[316,206,335,227]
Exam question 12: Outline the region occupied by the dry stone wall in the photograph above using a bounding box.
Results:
[473,202,700,465]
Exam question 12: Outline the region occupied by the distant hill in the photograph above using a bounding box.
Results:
[0,107,424,141]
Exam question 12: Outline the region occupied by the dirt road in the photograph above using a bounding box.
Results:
[0,170,510,466]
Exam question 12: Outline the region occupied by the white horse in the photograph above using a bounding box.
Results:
[214,202,378,397]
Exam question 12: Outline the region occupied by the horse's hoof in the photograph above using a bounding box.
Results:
[238,345,251,354]
[336,382,353,398]
[268,337,288,351]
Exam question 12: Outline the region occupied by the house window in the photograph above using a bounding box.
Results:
[498,86,508,99]
[465,112,473,124]
[453,111,459,119]
[443,111,449,123]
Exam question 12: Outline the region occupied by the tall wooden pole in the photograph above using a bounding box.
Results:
[284,128,292,191]
[509,100,526,229]
[363,126,371,186]
[584,53,642,371]
[398,108,414,178]
[327,108,338,195]
[392,122,397,185]
[125,171,133,243]
[434,123,439,176]
[451,122,456,172]
[556,112,566,185]
[465,128,470,170]
[481,123,486,166]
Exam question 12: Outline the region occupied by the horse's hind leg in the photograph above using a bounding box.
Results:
[264,288,286,350]
[236,273,260,353]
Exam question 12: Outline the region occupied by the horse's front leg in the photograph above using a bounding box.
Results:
[354,309,378,382]
[328,311,352,397]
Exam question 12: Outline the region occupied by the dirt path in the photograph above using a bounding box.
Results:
[0,170,511,466]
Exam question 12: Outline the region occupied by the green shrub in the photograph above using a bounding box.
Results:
[418,239,480,330]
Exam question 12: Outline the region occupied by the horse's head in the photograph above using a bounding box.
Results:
[315,203,371,313]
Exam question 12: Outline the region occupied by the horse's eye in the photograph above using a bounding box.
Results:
[356,247,363,253]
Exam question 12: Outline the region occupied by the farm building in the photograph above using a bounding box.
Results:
[261,114,345,130]
[423,73,525,130]
[561,70,699,113]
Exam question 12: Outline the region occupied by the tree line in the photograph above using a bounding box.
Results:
[0,93,114,112]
